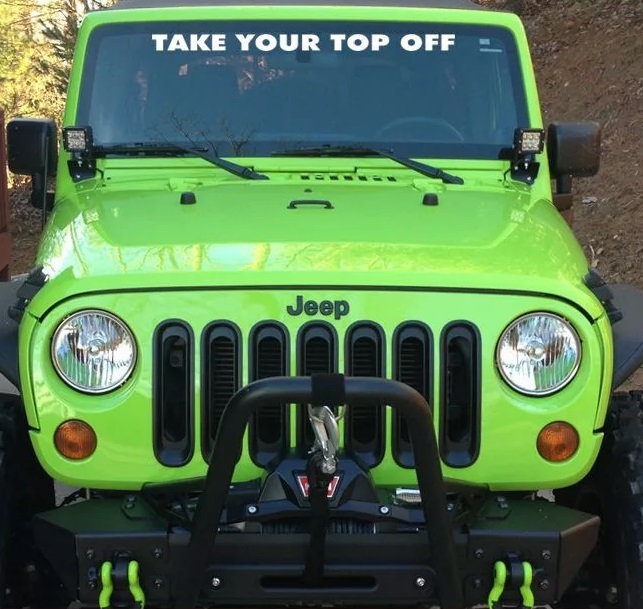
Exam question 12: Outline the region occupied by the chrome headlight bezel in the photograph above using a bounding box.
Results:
[51,309,137,395]
[495,311,582,397]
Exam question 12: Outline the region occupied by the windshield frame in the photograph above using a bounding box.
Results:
[73,15,533,161]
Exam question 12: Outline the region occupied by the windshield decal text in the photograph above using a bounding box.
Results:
[151,33,456,53]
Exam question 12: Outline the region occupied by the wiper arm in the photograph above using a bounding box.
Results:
[94,142,269,180]
[271,145,463,185]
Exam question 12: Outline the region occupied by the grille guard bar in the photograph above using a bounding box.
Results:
[175,374,463,609]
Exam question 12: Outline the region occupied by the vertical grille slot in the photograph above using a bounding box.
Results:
[345,322,385,467]
[249,323,289,467]
[440,323,481,467]
[153,322,194,467]
[297,323,338,449]
[202,323,241,462]
[392,322,433,468]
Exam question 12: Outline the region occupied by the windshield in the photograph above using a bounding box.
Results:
[77,20,529,159]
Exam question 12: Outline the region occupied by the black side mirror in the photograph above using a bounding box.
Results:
[547,121,601,190]
[7,118,58,176]
[6,118,58,215]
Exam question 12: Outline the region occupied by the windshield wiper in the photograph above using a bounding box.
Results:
[94,142,269,180]
[271,145,463,185]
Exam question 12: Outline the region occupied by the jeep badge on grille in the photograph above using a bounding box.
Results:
[286,295,349,320]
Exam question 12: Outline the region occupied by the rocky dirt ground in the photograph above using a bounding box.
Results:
[5,0,643,385]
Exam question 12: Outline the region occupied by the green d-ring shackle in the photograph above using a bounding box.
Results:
[487,560,534,609]
[128,561,146,608]
[98,562,113,609]
[98,560,146,609]
[488,561,508,608]
[520,562,535,608]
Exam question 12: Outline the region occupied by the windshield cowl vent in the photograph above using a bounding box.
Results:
[299,174,397,183]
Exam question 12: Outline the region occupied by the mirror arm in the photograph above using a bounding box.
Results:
[40,134,49,230]
[28,130,55,226]
[29,173,44,208]
[556,174,572,195]
[552,173,574,226]
[41,132,50,229]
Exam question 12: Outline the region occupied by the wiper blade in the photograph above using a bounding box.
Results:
[272,145,463,185]
[94,142,269,180]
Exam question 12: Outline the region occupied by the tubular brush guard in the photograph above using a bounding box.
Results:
[176,374,462,607]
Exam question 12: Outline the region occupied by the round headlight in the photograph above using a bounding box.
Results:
[52,310,136,394]
[496,313,581,396]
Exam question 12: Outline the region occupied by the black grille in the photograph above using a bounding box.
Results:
[392,323,433,468]
[439,323,481,467]
[249,323,290,466]
[345,323,385,467]
[152,322,194,467]
[296,323,338,449]
[153,316,478,470]
[201,323,241,461]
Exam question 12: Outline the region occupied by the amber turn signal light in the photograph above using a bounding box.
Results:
[54,420,97,460]
[537,421,579,462]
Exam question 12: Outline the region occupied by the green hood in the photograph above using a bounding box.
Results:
[31,174,600,318]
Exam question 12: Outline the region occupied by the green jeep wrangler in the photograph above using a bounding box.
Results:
[3,0,643,607]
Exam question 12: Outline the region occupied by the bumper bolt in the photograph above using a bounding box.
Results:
[539,579,550,590]
[474,548,484,559]
[247,505,257,514]
[379,505,390,515]
[88,581,97,590]
[415,577,426,589]
[606,585,618,604]
[153,548,163,559]
[85,549,94,560]
[541,549,551,560]
[154,578,163,590]
[211,577,222,589]
[473,578,483,589]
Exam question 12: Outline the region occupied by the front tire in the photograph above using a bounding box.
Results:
[0,400,65,608]
[557,391,643,608]
[0,401,18,608]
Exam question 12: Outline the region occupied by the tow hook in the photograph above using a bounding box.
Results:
[99,557,146,609]
[488,555,534,609]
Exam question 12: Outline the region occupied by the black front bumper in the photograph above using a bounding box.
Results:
[32,376,600,608]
